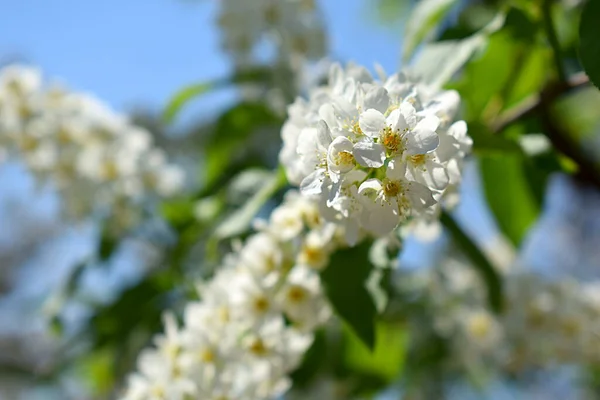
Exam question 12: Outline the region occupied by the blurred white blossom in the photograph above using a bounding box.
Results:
[122,192,341,400]
[0,65,185,232]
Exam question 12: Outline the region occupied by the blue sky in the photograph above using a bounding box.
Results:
[0,0,403,113]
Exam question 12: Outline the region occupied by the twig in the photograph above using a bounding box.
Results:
[492,72,589,133]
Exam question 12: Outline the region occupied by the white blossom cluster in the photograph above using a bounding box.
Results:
[0,65,184,230]
[217,0,326,69]
[405,261,600,374]
[123,192,341,400]
[279,63,471,242]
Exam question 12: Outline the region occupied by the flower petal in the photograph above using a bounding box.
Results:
[362,202,398,236]
[415,115,440,132]
[387,108,409,132]
[363,86,390,114]
[405,128,439,155]
[400,102,417,128]
[406,182,436,209]
[353,140,386,168]
[359,109,386,138]
[316,121,333,149]
[300,168,327,196]
[421,160,450,190]
[385,157,406,181]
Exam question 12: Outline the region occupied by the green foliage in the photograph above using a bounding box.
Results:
[203,101,282,188]
[411,11,505,88]
[213,167,286,240]
[403,0,458,61]
[479,153,541,246]
[163,67,273,123]
[163,82,218,123]
[579,0,600,89]
[320,241,378,350]
[341,321,406,386]
[440,212,503,313]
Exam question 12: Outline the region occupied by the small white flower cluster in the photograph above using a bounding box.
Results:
[405,261,600,374]
[217,0,326,69]
[123,192,340,400]
[279,63,471,242]
[0,65,184,230]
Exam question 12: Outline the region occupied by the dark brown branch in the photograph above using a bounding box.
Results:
[492,72,600,191]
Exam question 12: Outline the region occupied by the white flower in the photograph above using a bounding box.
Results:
[280,63,470,240]
[357,159,436,236]
[0,65,185,231]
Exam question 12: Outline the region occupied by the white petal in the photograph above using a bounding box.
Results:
[406,182,436,209]
[435,132,460,163]
[385,158,406,181]
[316,121,333,149]
[387,108,409,132]
[406,128,439,155]
[333,97,358,122]
[400,102,417,128]
[300,169,327,196]
[362,202,399,236]
[416,115,440,132]
[358,178,383,199]
[353,140,385,168]
[363,87,390,114]
[359,109,386,138]
[422,160,450,190]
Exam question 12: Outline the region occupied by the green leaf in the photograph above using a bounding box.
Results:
[320,241,378,350]
[203,101,282,189]
[440,211,503,313]
[411,12,505,88]
[342,321,407,386]
[579,0,600,88]
[469,122,524,155]
[163,81,220,123]
[478,153,541,246]
[403,0,458,61]
[290,330,328,387]
[213,168,287,240]
[161,198,196,233]
[163,67,274,123]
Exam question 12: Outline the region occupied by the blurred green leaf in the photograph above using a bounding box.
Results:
[342,320,406,385]
[163,67,273,123]
[479,153,541,246]
[469,122,523,155]
[161,198,196,233]
[440,211,503,313]
[579,0,600,88]
[290,329,328,388]
[403,0,458,61]
[411,11,505,88]
[163,81,220,123]
[213,167,287,240]
[320,241,378,350]
[203,101,282,188]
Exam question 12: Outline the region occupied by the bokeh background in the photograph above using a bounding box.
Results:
[1,0,600,399]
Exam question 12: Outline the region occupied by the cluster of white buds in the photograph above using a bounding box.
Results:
[0,65,184,231]
[217,0,326,69]
[122,192,342,400]
[279,63,471,243]
[406,261,600,374]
